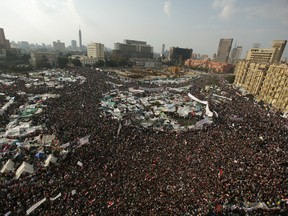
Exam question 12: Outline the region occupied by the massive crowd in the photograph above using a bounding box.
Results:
[0,68,287,215]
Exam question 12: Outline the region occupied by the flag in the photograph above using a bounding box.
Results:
[218,168,223,179]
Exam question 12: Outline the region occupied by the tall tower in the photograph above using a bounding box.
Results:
[216,38,233,63]
[79,28,82,51]
[161,44,165,57]
[271,40,287,63]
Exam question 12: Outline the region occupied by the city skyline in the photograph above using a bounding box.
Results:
[1,0,288,59]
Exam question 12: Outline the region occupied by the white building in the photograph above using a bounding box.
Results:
[87,43,104,60]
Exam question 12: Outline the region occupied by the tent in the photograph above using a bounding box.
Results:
[44,154,58,167]
[1,159,15,173]
[35,152,45,159]
[15,162,34,179]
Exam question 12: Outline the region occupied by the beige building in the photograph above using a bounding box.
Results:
[234,60,288,111]
[87,43,104,60]
[258,64,288,111]
[246,48,276,63]
[246,40,287,63]
[272,40,287,63]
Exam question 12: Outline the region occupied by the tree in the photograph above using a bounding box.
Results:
[71,58,82,67]
[37,55,51,69]
[58,57,69,68]
[94,60,105,67]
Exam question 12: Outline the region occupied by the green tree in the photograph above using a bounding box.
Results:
[94,60,105,67]
[71,58,82,67]
[58,57,69,68]
[37,55,51,69]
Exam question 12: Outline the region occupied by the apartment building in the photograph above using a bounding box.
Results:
[234,60,288,111]
[87,43,104,60]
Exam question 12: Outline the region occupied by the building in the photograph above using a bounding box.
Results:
[0,28,11,59]
[161,44,165,57]
[113,39,153,59]
[185,59,233,73]
[30,51,57,68]
[80,57,98,66]
[246,40,287,64]
[71,40,77,51]
[87,43,104,60]
[234,60,288,111]
[271,40,287,63]
[230,46,243,63]
[53,40,65,53]
[215,38,233,63]
[258,64,288,111]
[79,29,82,51]
[246,48,276,63]
[169,47,193,62]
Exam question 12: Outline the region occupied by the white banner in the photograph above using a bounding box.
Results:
[50,193,61,201]
[26,198,46,215]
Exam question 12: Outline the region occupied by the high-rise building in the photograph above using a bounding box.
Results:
[161,44,165,57]
[234,60,288,111]
[53,40,65,52]
[252,43,261,48]
[71,40,77,51]
[79,28,82,51]
[0,28,11,58]
[215,38,233,63]
[271,40,287,62]
[87,42,104,60]
[230,46,243,63]
[0,28,6,47]
[246,48,276,63]
[246,40,287,64]
[113,39,153,59]
[169,47,193,62]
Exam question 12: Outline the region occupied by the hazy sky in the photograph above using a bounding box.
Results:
[1,0,288,58]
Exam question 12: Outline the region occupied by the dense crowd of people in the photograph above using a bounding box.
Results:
[0,68,287,215]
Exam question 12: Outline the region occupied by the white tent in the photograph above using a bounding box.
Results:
[188,93,213,117]
[15,162,34,179]
[44,154,58,167]
[1,159,15,173]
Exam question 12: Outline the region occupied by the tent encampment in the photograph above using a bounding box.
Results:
[15,162,34,179]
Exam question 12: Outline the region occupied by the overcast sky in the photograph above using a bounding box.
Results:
[1,0,288,59]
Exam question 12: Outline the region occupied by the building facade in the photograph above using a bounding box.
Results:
[0,28,11,59]
[169,47,193,62]
[230,46,243,63]
[234,60,288,111]
[53,40,65,53]
[185,59,233,73]
[30,52,58,68]
[113,39,153,59]
[271,40,287,63]
[215,38,233,63]
[71,40,77,51]
[87,43,104,60]
[246,40,287,64]
[246,48,276,63]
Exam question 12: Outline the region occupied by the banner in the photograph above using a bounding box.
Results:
[26,198,46,215]
[50,193,61,201]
